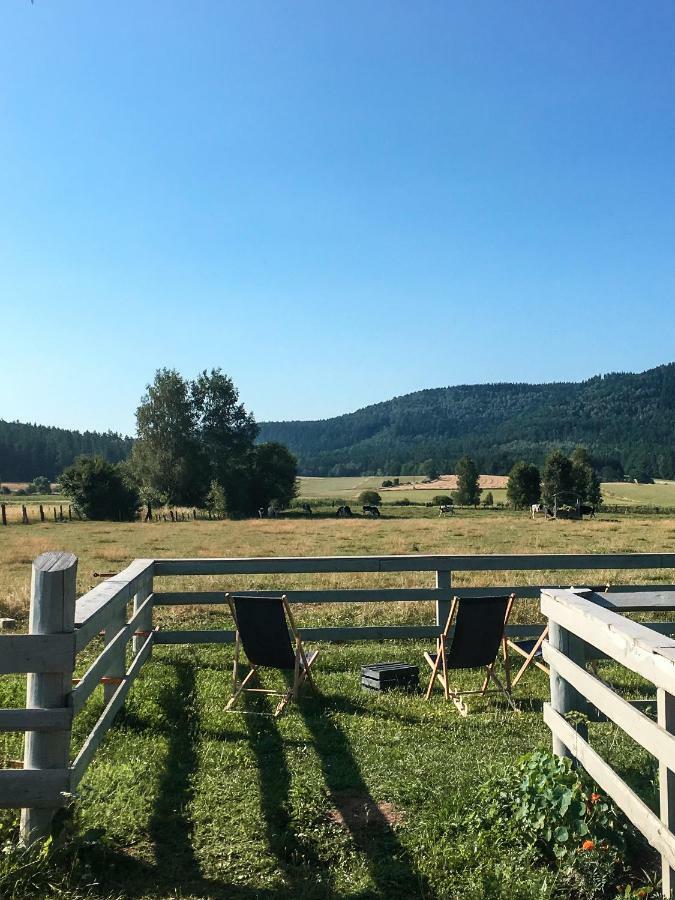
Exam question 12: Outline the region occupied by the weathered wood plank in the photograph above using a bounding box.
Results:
[586,591,675,612]
[544,643,675,764]
[71,595,155,714]
[153,553,675,577]
[0,769,71,809]
[0,634,75,674]
[542,590,675,694]
[154,625,440,645]
[153,588,444,606]
[544,703,675,872]
[74,559,154,651]
[70,631,154,788]
[0,708,73,732]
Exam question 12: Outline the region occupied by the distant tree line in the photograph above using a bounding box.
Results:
[0,419,133,481]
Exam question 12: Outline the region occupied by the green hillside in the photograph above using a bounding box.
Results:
[260,363,675,478]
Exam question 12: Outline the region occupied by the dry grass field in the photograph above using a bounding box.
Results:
[2,511,675,626]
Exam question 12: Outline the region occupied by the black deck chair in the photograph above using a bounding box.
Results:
[506,583,610,689]
[424,594,516,715]
[225,593,319,717]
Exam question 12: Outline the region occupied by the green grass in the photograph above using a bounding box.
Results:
[0,635,661,899]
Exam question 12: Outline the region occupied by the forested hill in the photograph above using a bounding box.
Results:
[0,420,133,482]
[258,363,675,479]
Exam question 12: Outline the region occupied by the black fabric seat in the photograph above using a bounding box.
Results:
[424,594,516,715]
[226,593,319,717]
[444,595,512,669]
[232,596,296,670]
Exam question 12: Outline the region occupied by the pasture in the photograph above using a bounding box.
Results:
[298,476,675,510]
[2,513,675,898]
[297,475,426,499]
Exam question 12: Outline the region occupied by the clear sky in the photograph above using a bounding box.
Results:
[1,2,674,435]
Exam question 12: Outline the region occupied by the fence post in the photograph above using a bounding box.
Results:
[132,570,154,655]
[549,619,588,759]
[1,503,6,526]
[658,688,675,897]
[20,552,77,845]
[39,504,45,522]
[435,570,452,627]
[103,602,127,704]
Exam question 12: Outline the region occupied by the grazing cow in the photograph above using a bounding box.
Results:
[439,504,454,516]
[531,503,543,518]
[336,505,353,518]
[362,505,380,518]
[302,503,313,517]
[579,504,595,518]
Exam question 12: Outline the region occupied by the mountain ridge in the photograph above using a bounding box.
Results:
[258,363,675,479]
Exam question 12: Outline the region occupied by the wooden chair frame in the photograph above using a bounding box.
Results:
[424,594,516,716]
[507,584,610,689]
[225,593,319,718]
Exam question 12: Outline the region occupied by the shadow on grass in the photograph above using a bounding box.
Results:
[298,691,430,899]
[148,660,201,883]
[242,688,336,898]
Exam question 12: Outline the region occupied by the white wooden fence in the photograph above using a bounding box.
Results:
[543,588,675,897]
[2,550,675,846]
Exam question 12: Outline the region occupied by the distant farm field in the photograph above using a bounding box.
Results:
[601,480,675,507]
[297,475,426,498]
[298,476,675,509]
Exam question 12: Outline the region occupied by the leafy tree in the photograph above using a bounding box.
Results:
[455,455,481,506]
[381,479,393,488]
[541,450,574,508]
[191,369,259,515]
[433,494,453,506]
[131,369,207,506]
[570,447,601,506]
[358,490,382,506]
[28,475,51,494]
[250,442,298,511]
[59,456,140,521]
[420,459,440,481]
[507,461,541,509]
[205,480,227,517]
[482,491,494,507]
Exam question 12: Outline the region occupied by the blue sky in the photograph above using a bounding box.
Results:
[1,2,674,435]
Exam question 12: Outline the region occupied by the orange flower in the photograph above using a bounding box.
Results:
[590,793,601,804]
[581,839,595,851]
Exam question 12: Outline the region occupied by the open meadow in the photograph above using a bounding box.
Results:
[2,512,675,898]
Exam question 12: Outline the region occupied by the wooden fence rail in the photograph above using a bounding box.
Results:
[542,588,675,897]
[2,551,675,845]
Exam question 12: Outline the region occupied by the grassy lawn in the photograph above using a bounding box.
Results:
[1,514,674,897]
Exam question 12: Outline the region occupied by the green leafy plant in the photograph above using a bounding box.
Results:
[472,750,627,864]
